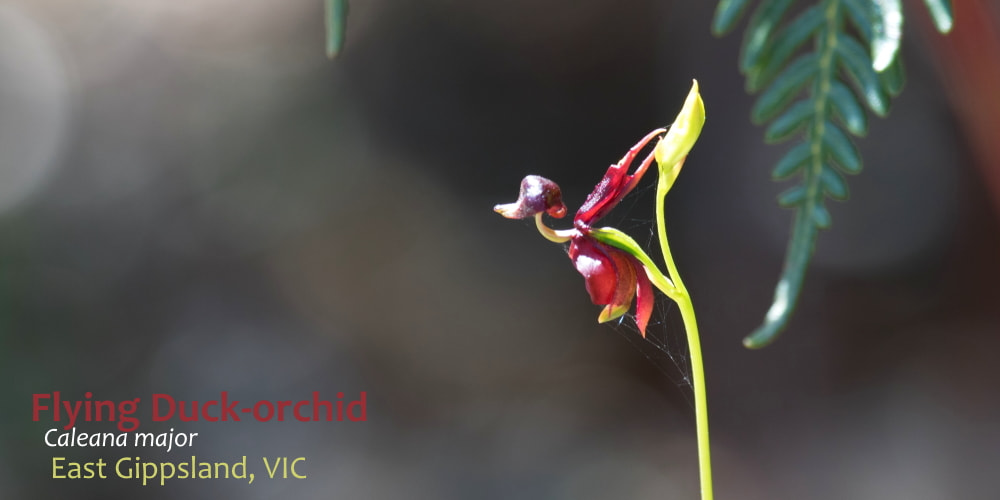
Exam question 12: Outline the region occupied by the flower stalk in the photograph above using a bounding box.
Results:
[654,81,712,500]
[494,80,712,500]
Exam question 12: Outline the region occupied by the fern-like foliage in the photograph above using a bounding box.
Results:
[325,0,349,58]
[712,0,954,348]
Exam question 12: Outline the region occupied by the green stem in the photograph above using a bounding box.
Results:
[655,171,712,500]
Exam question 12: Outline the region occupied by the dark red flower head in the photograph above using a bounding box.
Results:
[493,175,567,219]
[493,130,667,336]
[569,236,654,334]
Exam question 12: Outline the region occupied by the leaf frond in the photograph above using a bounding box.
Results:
[710,0,936,347]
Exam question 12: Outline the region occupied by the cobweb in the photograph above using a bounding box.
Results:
[563,179,696,404]
[602,182,694,402]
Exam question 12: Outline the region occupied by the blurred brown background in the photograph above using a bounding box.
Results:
[1,1,998,499]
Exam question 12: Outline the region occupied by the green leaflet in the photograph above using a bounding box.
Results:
[752,53,820,123]
[772,142,812,179]
[837,33,890,116]
[841,0,874,41]
[871,0,903,71]
[748,5,826,92]
[828,80,868,136]
[741,0,796,72]
[713,0,754,35]
[820,164,850,199]
[777,185,807,207]
[822,120,861,173]
[880,56,906,96]
[766,100,814,142]
[812,203,832,228]
[325,0,349,58]
[922,0,954,33]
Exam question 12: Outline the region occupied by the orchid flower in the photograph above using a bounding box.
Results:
[494,81,714,500]
[494,129,671,336]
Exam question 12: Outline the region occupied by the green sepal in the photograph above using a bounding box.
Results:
[598,302,630,324]
[589,227,676,296]
[655,81,706,190]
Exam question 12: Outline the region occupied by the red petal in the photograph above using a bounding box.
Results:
[574,129,666,226]
[568,237,616,305]
[598,247,638,324]
[575,163,629,226]
[606,248,638,313]
[633,258,654,337]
